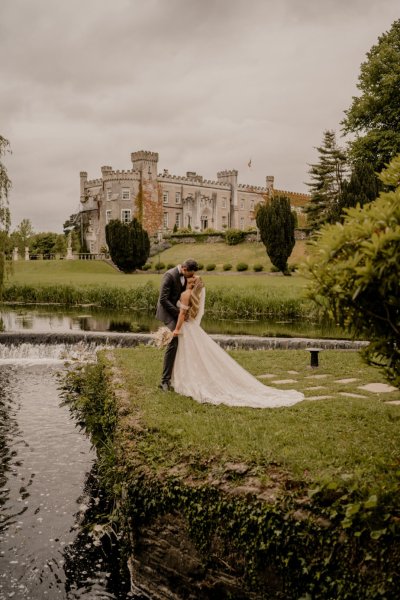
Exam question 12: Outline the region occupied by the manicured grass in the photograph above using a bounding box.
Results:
[113,346,400,487]
[152,240,307,270]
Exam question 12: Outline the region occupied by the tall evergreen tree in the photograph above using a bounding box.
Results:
[331,161,380,222]
[256,195,296,275]
[305,130,347,230]
[106,218,150,273]
[342,19,400,172]
[0,136,11,292]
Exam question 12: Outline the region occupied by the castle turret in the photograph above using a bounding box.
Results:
[131,151,159,179]
[80,171,87,201]
[101,165,113,176]
[266,175,274,194]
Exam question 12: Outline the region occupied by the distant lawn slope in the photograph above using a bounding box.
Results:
[152,239,307,270]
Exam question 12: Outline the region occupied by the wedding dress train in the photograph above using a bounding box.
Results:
[171,289,304,408]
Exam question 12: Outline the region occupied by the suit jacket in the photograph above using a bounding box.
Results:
[156,266,186,325]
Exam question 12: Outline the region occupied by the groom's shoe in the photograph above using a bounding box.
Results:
[158,382,171,392]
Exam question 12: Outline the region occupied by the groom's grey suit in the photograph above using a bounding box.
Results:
[156,266,186,385]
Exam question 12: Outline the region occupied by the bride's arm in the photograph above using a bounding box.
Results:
[172,290,191,336]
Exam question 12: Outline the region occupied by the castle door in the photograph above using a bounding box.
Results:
[201,215,208,230]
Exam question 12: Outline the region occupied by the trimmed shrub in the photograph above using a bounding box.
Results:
[236,262,248,272]
[105,218,150,273]
[141,263,152,271]
[225,229,246,245]
[206,263,216,271]
[197,263,204,271]
[166,263,175,270]
[155,262,165,271]
[253,263,263,272]
[223,263,232,271]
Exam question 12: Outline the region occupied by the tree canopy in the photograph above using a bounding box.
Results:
[256,195,296,275]
[106,218,150,273]
[342,19,400,171]
[305,130,347,230]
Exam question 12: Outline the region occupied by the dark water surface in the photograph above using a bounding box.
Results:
[0,304,348,340]
[0,354,146,599]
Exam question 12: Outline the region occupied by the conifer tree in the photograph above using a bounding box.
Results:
[0,136,11,292]
[256,195,296,275]
[305,130,347,230]
[106,218,150,273]
[331,161,380,222]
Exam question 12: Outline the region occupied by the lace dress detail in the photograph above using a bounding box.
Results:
[171,289,304,409]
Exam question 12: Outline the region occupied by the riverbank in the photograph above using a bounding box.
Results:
[63,346,400,599]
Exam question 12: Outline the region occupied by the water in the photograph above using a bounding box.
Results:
[0,347,145,600]
[0,304,349,340]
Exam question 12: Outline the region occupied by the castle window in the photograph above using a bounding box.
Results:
[106,210,112,224]
[121,209,131,223]
[221,197,227,208]
[163,191,169,205]
[222,215,227,227]
[106,188,112,201]
[122,188,130,200]
[240,217,245,230]
[163,212,169,228]
[240,199,245,210]
[175,192,181,204]
[250,199,254,210]
[175,213,181,228]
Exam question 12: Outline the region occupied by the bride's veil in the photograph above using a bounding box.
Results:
[194,287,206,324]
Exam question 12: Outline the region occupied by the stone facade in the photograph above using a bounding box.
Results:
[79,150,310,254]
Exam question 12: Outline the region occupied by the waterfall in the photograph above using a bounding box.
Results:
[0,341,107,364]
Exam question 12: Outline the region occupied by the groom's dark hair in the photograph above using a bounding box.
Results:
[182,258,199,272]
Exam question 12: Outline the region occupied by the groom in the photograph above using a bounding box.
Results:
[156,258,199,391]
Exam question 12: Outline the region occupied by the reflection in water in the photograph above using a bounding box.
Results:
[0,361,146,599]
[0,304,349,339]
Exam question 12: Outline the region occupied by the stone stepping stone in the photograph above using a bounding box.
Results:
[272,379,298,384]
[358,383,398,393]
[287,370,299,375]
[338,392,368,399]
[306,395,333,400]
[305,374,329,379]
[335,378,359,384]
[257,374,276,379]
[305,386,326,390]
[385,400,400,405]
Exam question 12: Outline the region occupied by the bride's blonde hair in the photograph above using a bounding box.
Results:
[188,277,205,319]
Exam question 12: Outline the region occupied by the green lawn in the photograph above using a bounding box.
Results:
[6,259,308,296]
[152,240,307,270]
[114,346,400,487]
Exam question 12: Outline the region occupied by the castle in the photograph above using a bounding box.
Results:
[79,150,309,253]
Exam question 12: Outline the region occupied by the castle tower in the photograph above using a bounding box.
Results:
[131,151,161,234]
[266,175,274,195]
[131,151,159,179]
[217,169,238,227]
[80,171,87,201]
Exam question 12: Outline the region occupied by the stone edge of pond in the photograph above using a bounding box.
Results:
[0,331,369,350]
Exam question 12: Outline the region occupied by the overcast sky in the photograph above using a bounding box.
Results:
[1,0,399,232]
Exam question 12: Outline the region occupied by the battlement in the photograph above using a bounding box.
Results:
[217,169,238,178]
[101,165,113,174]
[274,188,310,201]
[86,178,103,187]
[131,150,159,163]
[80,171,88,179]
[157,172,230,188]
[237,184,268,192]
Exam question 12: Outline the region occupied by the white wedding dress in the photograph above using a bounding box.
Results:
[171,289,304,408]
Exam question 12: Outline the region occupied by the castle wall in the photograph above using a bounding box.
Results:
[79,151,309,253]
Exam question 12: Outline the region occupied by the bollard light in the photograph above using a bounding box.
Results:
[308,348,322,368]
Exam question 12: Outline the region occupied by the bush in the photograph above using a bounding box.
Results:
[225,229,246,245]
[236,262,248,272]
[105,218,150,273]
[206,263,216,271]
[197,263,204,271]
[304,154,400,387]
[256,196,296,274]
[270,265,280,272]
[166,263,175,270]
[253,263,263,272]
[141,263,152,271]
[223,263,232,271]
[155,262,165,271]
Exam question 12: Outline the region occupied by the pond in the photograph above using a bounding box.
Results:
[0,304,349,340]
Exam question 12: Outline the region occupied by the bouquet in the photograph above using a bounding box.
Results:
[152,326,173,348]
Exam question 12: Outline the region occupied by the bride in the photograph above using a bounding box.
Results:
[170,276,304,409]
